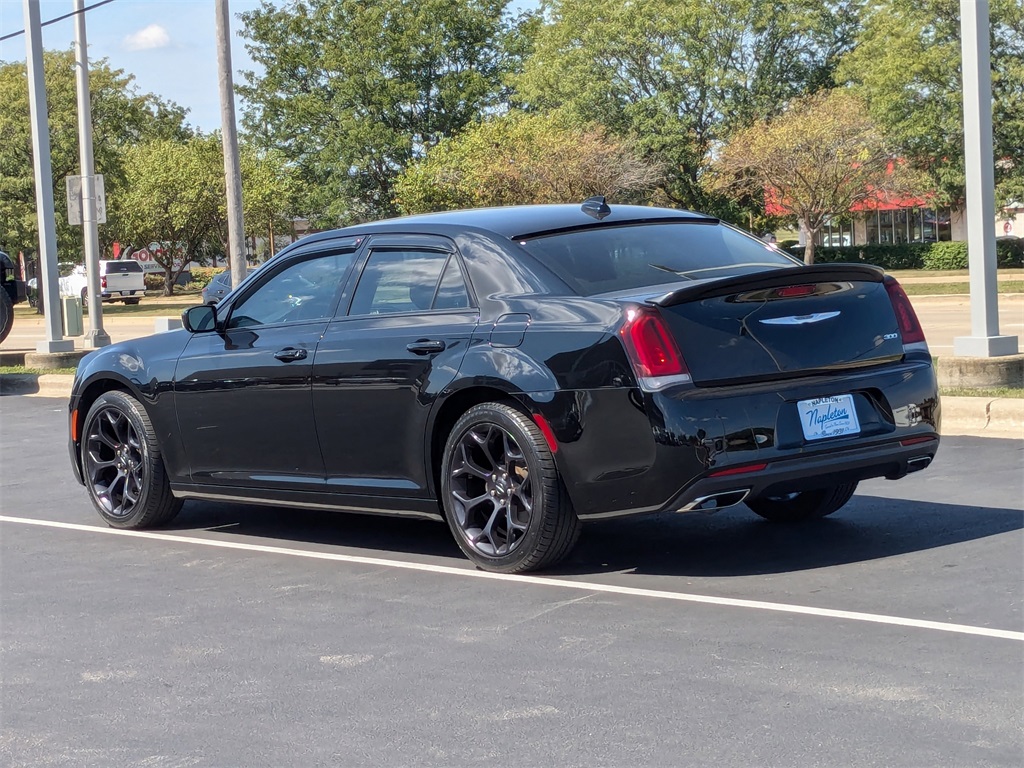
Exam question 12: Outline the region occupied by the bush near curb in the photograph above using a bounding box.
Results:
[788,239,1024,270]
[189,267,226,289]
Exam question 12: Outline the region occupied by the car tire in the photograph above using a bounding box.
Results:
[123,298,141,305]
[746,482,858,523]
[81,390,182,529]
[441,402,580,573]
[0,288,13,344]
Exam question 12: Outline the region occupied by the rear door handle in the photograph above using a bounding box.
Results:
[406,339,446,355]
[274,347,308,362]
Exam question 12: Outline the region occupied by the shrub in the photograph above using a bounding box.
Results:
[922,241,968,270]
[787,239,1024,270]
[996,237,1024,267]
[144,273,165,291]
[793,243,927,269]
[189,267,226,289]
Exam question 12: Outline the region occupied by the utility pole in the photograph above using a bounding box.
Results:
[74,0,110,348]
[23,0,73,354]
[953,0,1018,357]
[215,0,247,291]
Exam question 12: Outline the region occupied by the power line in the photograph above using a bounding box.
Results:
[0,0,118,45]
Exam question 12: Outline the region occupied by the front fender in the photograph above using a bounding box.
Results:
[69,330,192,486]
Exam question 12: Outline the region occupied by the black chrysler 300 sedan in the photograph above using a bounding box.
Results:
[69,201,940,572]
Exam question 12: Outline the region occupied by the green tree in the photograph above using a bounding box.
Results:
[713,91,923,265]
[395,111,662,213]
[117,137,225,294]
[516,0,861,217]
[0,49,189,261]
[241,144,299,260]
[838,0,1024,207]
[239,0,516,225]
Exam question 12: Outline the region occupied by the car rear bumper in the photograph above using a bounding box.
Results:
[101,289,142,300]
[529,357,940,520]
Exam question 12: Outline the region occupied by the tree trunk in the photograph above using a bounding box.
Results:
[163,266,174,296]
[802,220,816,265]
[269,219,275,258]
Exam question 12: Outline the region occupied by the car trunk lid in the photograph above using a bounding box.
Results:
[643,264,905,386]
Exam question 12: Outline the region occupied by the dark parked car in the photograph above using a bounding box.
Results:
[1,250,28,344]
[201,268,255,304]
[68,201,940,572]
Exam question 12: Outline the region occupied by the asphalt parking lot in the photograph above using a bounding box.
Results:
[2,397,1022,767]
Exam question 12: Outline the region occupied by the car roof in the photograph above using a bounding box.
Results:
[294,204,717,249]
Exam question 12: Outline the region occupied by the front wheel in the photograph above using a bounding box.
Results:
[441,403,580,573]
[81,390,182,529]
[746,482,858,523]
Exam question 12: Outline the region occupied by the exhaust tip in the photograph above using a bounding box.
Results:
[680,489,750,513]
[907,456,933,472]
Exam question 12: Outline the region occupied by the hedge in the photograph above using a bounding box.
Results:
[189,267,227,289]
[788,239,1024,270]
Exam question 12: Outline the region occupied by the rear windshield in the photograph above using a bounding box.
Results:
[106,261,144,273]
[519,222,798,296]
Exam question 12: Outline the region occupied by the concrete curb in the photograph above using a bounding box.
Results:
[940,396,1024,439]
[2,374,1021,440]
[0,374,76,399]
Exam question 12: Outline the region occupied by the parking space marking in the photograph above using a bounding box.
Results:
[3,514,1022,642]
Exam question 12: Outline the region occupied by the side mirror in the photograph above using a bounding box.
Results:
[182,304,217,333]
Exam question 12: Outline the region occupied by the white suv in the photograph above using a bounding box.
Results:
[60,260,147,304]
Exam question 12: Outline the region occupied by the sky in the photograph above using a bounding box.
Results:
[0,0,539,134]
[0,0,265,133]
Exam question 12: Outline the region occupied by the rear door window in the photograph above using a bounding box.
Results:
[348,250,450,315]
[519,222,798,296]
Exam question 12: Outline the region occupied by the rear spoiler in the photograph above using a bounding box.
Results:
[648,263,885,307]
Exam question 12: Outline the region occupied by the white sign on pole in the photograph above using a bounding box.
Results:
[65,173,107,225]
[66,175,82,225]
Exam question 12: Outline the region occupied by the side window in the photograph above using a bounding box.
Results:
[227,251,353,329]
[349,249,448,316]
[433,256,471,310]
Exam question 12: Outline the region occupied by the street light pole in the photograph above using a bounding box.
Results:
[22,0,73,354]
[74,0,110,348]
[215,0,247,291]
[953,0,1018,357]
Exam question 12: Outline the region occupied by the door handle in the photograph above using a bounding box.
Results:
[274,347,308,362]
[406,339,446,355]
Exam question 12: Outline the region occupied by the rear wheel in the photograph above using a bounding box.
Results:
[123,297,141,305]
[0,289,13,344]
[81,390,182,529]
[746,482,858,523]
[441,403,580,573]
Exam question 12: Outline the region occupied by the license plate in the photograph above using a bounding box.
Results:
[120,291,129,296]
[797,394,861,441]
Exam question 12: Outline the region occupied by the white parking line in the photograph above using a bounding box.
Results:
[3,514,1022,642]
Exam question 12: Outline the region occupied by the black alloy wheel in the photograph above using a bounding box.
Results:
[441,403,579,573]
[746,481,859,522]
[81,390,181,529]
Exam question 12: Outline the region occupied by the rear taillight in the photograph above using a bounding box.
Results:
[883,276,926,346]
[620,306,691,390]
[100,276,107,289]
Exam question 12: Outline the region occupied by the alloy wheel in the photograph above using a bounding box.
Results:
[84,406,145,518]
[449,423,533,557]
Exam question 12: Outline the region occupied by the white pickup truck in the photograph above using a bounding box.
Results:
[59,260,147,304]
